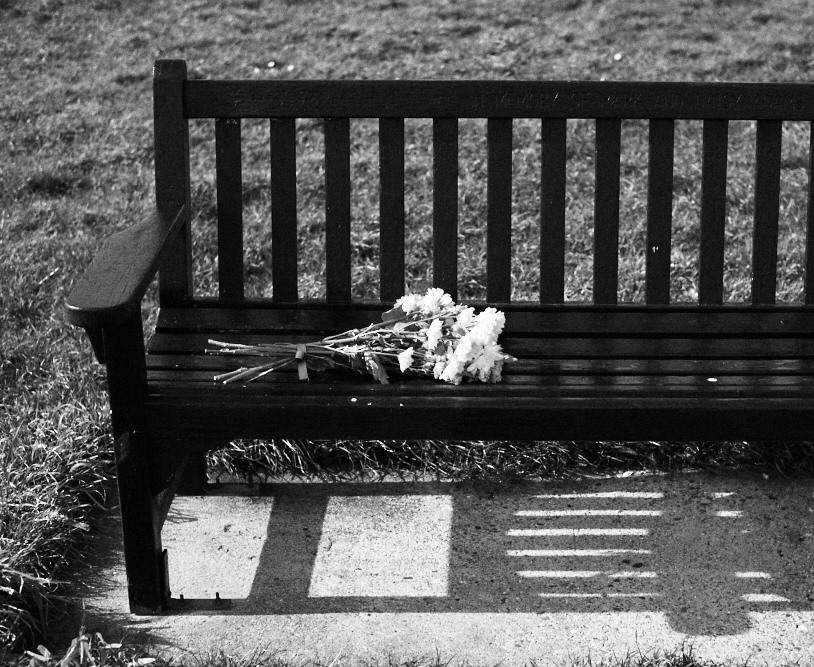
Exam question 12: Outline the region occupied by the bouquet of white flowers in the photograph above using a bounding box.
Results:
[207,288,516,385]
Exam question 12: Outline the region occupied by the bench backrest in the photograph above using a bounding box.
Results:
[152,59,814,313]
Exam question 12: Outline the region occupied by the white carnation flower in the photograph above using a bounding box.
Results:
[397,347,414,372]
[439,357,465,384]
[394,293,423,314]
[420,287,454,315]
[467,343,506,382]
[423,318,444,351]
[453,307,475,336]
[470,307,506,345]
[452,334,477,363]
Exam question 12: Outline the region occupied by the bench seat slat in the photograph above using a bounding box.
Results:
[146,354,814,377]
[148,377,814,398]
[147,366,814,388]
[145,390,814,441]
[155,306,814,336]
[148,331,814,359]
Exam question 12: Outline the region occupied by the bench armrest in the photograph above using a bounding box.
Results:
[65,204,186,330]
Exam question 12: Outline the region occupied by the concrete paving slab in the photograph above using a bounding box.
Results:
[81,472,814,666]
[308,494,452,597]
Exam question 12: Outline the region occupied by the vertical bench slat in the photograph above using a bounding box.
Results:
[752,120,782,305]
[645,119,675,305]
[215,118,244,303]
[487,118,513,302]
[433,118,458,298]
[806,123,814,305]
[699,119,729,305]
[379,118,405,302]
[593,118,621,305]
[540,118,566,304]
[153,60,192,306]
[270,118,298,302]
[325,117,352,302]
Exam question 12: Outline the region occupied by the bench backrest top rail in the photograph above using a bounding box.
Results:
[153,61,814,309]
[183,79,814,121]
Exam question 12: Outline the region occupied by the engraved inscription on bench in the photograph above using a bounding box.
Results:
[473,88,804,114]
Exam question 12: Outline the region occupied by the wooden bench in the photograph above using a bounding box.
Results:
[65,59,814,614]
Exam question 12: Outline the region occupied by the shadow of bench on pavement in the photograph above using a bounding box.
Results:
[155,472,814,637]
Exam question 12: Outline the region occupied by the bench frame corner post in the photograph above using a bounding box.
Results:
[153,59,208,498]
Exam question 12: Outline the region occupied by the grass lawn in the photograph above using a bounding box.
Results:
[2,0,814,661]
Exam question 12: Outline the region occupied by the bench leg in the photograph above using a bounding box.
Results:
[175,451,208,495]
[116,432,169,614]
[101,311,169,613]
